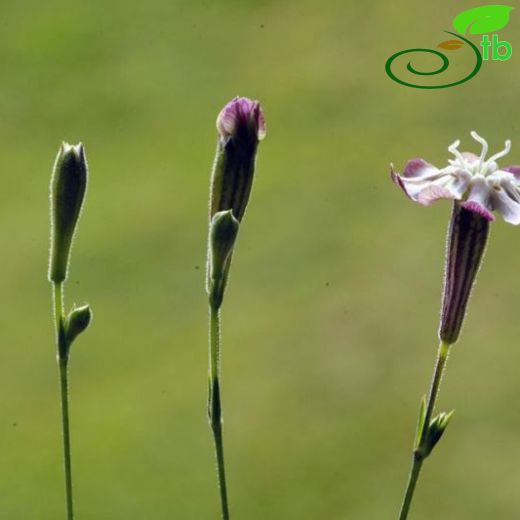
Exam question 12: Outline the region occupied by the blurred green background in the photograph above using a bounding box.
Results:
[1,1,520,518]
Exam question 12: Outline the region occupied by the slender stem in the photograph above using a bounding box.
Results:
[399,455,423,520]
[421,341,450,443]
[208,305,230,520]
[53,282,74,520]
[59,358,74,520]
[398,340,451,520]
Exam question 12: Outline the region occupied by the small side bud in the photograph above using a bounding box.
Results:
[210,97,266,222]
[207,210,239,308]
[209,210,240,280]
[422,410,454,458]
[48,142,88,283]
[65,304,92,345]
[439,202,490,345]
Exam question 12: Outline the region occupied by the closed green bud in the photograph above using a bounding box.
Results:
[65,304,92,345]
[48,142,88,283]
[421,410,454,458]
[207,210,239,308]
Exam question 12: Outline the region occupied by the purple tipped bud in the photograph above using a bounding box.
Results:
[439,202,490,344]
[210,97,266,222]
[49,142,88,283]
[216,96,266,143]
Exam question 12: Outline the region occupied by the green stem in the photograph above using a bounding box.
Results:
[398,340,451,520]
[53,282,74,520]
[208,305,230,520]
[398,455,423,520]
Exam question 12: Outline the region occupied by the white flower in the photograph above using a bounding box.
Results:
[391,131,520,224]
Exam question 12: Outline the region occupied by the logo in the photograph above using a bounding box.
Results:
[385,5,514,89]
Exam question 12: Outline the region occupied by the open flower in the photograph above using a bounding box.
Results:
[391,131,520,224]
[393,131,520,520]
[390,131,518,344]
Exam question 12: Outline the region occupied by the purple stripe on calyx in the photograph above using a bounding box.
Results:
[439,202,490,344]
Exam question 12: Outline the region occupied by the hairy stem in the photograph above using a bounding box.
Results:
[208,305,230,520]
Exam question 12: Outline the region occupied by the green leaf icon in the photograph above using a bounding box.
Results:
[453,5,513,35]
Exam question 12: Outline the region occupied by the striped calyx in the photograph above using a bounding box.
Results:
[439,201,490,344]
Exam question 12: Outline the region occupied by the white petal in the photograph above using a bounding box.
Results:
[461,177,494,221]
[416,171,469,204]
[403,158,439,178]
[489,169,518,185]
[492,185,520,225]
[417,185,456,205]
[435,173,470,198]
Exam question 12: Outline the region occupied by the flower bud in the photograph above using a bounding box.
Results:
[207,210,239,309]
[65,304,92,345]
[210,97,266,222]
[421,410,454,458]
[439,202,490,344]
[48,142,88,283]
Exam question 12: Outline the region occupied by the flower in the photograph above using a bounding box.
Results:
[206,97,266,310]
[48,142,88,283]
[210,97,266,222]
[391,131,520,224]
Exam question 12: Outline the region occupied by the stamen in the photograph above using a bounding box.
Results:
[448,139,466,167]
[470,131,488,164]
[486,139,511,165]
